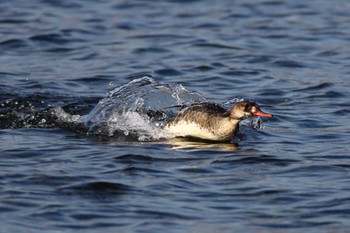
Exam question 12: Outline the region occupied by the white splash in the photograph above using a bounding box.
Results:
[82,75,206,141]
[54,107,84,123]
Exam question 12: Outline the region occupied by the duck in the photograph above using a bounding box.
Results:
[164,101,272,141]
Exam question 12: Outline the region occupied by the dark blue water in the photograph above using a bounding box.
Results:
[1,0,350,232]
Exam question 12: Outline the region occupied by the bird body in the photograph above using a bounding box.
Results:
[164,101,272,141]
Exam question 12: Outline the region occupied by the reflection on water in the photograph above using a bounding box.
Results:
[168,138,239,151]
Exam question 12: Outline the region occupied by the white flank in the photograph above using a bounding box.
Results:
[165,120,222,141]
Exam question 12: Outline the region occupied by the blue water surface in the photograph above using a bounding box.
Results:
[1,0,350,232]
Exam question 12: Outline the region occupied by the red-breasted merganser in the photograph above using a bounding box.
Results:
[164,101,272,141]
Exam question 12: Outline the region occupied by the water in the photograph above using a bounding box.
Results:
[1,0,350,232]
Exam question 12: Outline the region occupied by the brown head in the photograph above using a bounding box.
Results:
[229,101,273,120]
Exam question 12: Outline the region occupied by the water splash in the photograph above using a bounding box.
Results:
[241,117,264,130]
[83,74,206,141]
[54,107,84,123]
[222,97,245,105]
[0,75,267,141]
[0,96,56,129]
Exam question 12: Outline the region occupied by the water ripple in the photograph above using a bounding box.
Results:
[1,0,350,232]
[58,181,133,197]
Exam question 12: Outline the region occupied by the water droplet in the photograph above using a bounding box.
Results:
[84,76,206,140]
[223,97,244,105]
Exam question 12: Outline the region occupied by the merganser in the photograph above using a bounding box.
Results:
[164,101,272,141]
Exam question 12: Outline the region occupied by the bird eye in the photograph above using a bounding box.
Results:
[245,105,253,112]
